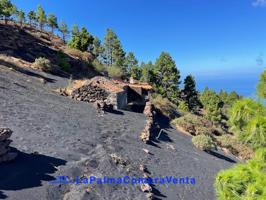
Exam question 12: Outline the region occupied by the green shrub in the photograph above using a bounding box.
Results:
[254,148,266,162]
[192,134,216,151]
[196,126,211,136]
[57,51,71,71]
[107,66,123,78]
[172,113,212,135]
[215,148,266,200]
[150,94,178,119]
[216,135,234,148]
[215,134,254,160]
[178,100,190,112]
[33,57,52,72]
[92,59,106,73]
[228,99,266,133]
[241,116,266,150]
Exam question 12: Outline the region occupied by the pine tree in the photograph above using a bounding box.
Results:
[47,13,58,34]
[68,27,93,52]
[130,66,142,80]
[103,28,125,68]
[125,52,138,77]
[71,24,79,36]
[200,88,223,125]
[16,9,25,28]
[140,61,156,83]
[154,52,181,104]
[257,70,266,99]
[59,21,69,42]
[36,5,46,31]
[0,0,16,24]
[92,36,104,59]
[28,10,36,27]
[181,75,200,111]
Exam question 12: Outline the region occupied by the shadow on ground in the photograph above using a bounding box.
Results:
[0,59,57,83]
[208,150,237,163]
[151,113,174,145]
[0,148,66,199]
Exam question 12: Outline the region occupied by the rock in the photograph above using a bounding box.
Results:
[0,128,12,141]
[0,128,17,164]
[142,148,150,154]
[140,183,152,193]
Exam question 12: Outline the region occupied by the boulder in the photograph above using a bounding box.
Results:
[0,128,17,163]
[0,128,12,141]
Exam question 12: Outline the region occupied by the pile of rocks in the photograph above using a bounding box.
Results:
[140,102,156,143]
[71,83,109,103]
[0,128,17,163]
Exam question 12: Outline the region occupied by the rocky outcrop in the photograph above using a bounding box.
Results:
[71,83,109,103]
[0,128,17,163]
[140,102,156,143]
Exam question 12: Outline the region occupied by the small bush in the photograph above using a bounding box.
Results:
[215,134,254,160]
[64,47,93,61]
[92,60,106,73]
[241,116,266,150]
[33,57,52,72]
[196,126,211,136]
[215,148,266,200]
[172,113,212,135]
[192,134,216,151]
[64,47,83,58]
[150,94,178,119]
[107,66,123,78]
[178,100,190,112]
[216,135,234,148]
[57,51,71,71]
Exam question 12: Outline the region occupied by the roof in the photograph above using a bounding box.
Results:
[86,76,124,93]
[112,79,153,90]
[71,76,152,94]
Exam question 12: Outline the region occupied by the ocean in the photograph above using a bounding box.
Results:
[192,69,264,97]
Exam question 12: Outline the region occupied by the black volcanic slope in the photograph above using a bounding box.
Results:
[0,64,237,200]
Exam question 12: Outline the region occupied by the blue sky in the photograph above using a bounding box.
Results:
[12,0,266,95]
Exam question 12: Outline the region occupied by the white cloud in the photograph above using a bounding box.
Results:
[252,0,266,7]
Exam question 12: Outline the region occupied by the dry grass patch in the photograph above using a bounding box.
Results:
[215,134,254,160]
[150,95,178,119]
[64,47,93,62]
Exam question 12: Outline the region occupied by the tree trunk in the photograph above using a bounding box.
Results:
[62,33,65,43]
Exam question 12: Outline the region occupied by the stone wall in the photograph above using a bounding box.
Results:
[140,102,156,143]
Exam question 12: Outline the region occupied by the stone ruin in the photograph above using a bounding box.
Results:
[69,76,126,112]
[140,102,156,143]
[0,128,17,163]
[71,83,109,103]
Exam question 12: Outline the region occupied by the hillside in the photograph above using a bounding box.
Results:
[0,22,240,200]
[0,22,97,79]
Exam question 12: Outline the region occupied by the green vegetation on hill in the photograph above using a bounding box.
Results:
[215,148,266,200]
[257,70,266,99]
[214,71,266,200]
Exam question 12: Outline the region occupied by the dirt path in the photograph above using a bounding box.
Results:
[0,65,237,200]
